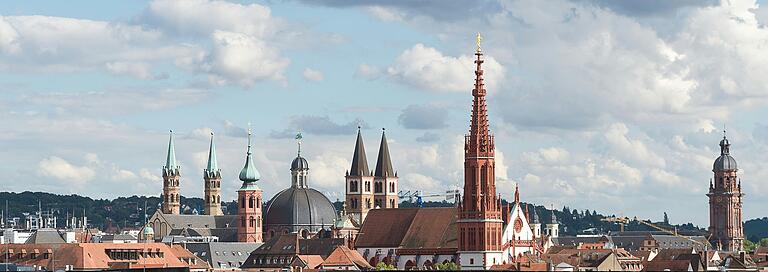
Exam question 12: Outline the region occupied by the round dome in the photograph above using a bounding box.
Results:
[143,225,154,235]
[264,187,337,231]
[713,154,737,172]
[291,156,309,171]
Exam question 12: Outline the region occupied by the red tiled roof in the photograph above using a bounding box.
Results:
[355,207,457,250]
[321,246,372,269]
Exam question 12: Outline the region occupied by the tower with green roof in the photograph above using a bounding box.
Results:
[162,130,181,215]
[237,128,263,243]
[203,132,222,216]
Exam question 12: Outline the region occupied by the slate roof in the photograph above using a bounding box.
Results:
[185,242,261,269]
[373,130,394,177]
[552,236,611,248]
[264,187,338,229]
[349,128,370,176]
[355,207,457,250]
[25,229,66,244]
[642,260,692,271]
[159,213,238,229]
[241,233,345,269]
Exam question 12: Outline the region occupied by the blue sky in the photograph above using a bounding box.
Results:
[1,0,768,226]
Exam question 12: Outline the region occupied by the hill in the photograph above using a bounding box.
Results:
[0,192,763,242]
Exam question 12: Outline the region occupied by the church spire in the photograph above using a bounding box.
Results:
[466,32,493,157]
[239,127,261,184]
[165,130,178,170]
[349,127,370,176]
[374,128,394,177]
[205,132,219,176]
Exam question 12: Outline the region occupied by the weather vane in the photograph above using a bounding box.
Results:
[295,130,303,156]
[476,32,483,53]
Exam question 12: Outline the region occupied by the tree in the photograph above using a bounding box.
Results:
[760,238,768,247]
[663,212,670,225]
[434,262,459,271]
[745,239,757,253]
[375,262,395,270]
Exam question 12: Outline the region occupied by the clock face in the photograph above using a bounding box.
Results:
[514,217,523,232]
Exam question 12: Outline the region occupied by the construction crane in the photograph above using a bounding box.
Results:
[398,190,461,207]
[601,216,709,250]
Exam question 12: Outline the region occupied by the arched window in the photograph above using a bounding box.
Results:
[257,216,261,226]
[389,183,395,193]
[390,199,395,208]
[249,216,255,227]
[374,182,382,193]
[249,196,255,208]
[365,181,370,192]
[366,199,371,209]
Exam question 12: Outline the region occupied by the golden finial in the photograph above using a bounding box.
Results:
[476,32,483,53]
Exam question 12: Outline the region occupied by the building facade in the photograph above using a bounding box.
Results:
[457,34,504,270]
[707,133,745,252]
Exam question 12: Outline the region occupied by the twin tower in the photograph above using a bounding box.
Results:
[160,131,225,216]
[344,128,399,223]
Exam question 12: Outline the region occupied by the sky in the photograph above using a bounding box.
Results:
[1,0,768,226]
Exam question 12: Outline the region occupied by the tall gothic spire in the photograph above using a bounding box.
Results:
[374,128,394,177]
[466,32,494,157]
[349,127,370,176]
[205,132,219,176]
[239,128,261,183]
[165,130,178,169]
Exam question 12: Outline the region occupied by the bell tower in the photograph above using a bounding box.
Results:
[162,130,181,215]
[457,33,504,270]
[345,127,374,223]
[237,129,263,243]
[204,132,222,216]
[708,132,744,252]
[373,128,398,209]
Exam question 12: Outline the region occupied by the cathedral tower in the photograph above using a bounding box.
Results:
[345,127,374,223]
[204,132,222,216]
[373,129,398,209]
[162,130,181,215]
[237,129,263,243]
[708,132,744,252]
[458,33,504,270]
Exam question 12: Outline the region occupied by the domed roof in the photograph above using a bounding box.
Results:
[291,156,309,171]
[713,154,737,172]
[143,225,154,235]
[265,187,337,228]
[713,134,737,172]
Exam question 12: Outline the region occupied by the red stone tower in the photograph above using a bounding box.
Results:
[458,33,504,270]
[707,132,744,252]
[162,130,181,215]
[237,129,263,243]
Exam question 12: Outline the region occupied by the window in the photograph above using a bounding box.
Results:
[470,258,474,265]
[374,181,382,193]
[365,181,370,192]
[390,199,395,208]
[249,196,255,208]
[366,199,371,209]
[350,181,358,192]
[241,197,246,208]
[389,183,395,193]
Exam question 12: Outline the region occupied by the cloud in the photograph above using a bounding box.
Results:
[270,115,369,138]
[193,30,290,86]
[415,132,440,143]
[143,0,275,38]
[302,68,324,81]
[354,64,382,80]
[105,61,165,80]
[398,104,450,129]
[387,43,505,92]
[37,156,96,184]
[19,89,210,116]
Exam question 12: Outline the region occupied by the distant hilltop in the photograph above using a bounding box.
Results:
[2,191,765,242]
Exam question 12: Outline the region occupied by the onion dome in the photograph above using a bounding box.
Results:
[239,129,261,190]
[713,133,737,172]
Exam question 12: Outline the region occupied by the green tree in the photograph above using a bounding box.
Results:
[434,262,460,270]
[745,239,757,252]
[375,262,395,270]
[760,238,768,247]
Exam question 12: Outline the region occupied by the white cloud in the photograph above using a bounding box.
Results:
[302,68,324,81]
[37,156,96,184]
[105,61,157,80]
[197,30,290,86]
[387,43,505,92]
[354,64,382,80]
[144,0,275,38]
